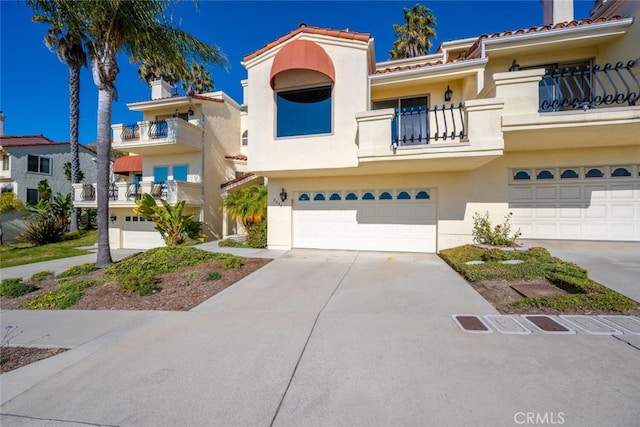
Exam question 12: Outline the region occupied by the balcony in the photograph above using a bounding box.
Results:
[73,180,203,208]
[356,98,505,173]
[111,118,203,155]
[496,62,640,151]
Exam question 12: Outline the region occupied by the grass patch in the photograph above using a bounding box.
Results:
[0,230,97,268]
[440,245,637,313]
[22,279,101,309]
[0,278,39,298]
[30,271,55,282]
[104,246,235,294]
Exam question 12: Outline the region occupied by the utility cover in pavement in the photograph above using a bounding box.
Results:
[452,315,493,333]
[510,283,566,297]
[484,315,531,334]
[559,315,623,335]
[522,315,576,334]
[599,316,640,335]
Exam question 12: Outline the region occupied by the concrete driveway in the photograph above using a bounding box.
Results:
[2,250,639,427]
[521,240,640,302]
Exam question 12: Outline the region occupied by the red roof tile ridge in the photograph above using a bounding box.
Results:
[0,134,54,143]
[225,154,248,161]
[244,25,370,62]
[373,57,466,75]
[220,172,255,189]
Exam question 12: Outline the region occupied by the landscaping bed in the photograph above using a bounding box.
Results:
[440,245,640,315]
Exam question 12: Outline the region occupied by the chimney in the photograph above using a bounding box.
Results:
[541,0,574,25]
[0,111,5,137]
[150,80,172,100]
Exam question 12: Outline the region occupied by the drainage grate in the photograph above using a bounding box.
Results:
[559,315,622,335]
[599,316,640,335]
[484,315,531,335]
[452,314,493,333]
[521,315,576,334]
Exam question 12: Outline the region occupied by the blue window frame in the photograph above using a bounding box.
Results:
[612,167,631,177]
[397,191,411,200]
[362,192,375,200]
[416,191,430,200]
[536,170,554,180]
[153,166,169,183]
[586,168,604,178]
[298,193,310,201]
[173,164,188,182]
[345,192,358,201]
[313,193,326,201]
[514,171,531,180]
[276,86,332,137]
[329,193,341,201]
[379,191,392,200]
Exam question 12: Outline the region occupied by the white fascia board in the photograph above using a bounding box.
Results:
[479,18,633,57]
[126,96,193,110]
[369,58,488,83]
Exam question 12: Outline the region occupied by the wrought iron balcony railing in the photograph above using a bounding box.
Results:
[148,120,169,139]
[392,103,466,147]
[121,123,140,141]
[539,60,639,112]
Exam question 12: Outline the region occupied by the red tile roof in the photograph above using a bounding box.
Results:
[0,135,55,146]
[374,15,626,75]
[225,154,248,161]
[244,24,370,62]
[220,172,255,189]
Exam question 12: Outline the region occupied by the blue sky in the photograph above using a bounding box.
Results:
[0,0,594,145]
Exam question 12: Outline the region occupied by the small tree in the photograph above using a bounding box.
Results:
[0,192,25,245]
[134,193,203,246]
[181,63,213,94]
[389,4,437,59]
[223,185,267,234]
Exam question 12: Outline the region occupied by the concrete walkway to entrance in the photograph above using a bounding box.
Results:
[2,249,639,426]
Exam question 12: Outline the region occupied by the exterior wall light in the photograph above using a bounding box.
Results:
[444,85,453,102]
[280,188,287,202]
[110,214,117,222]
[509,59,521,71]
[188,109,194,116]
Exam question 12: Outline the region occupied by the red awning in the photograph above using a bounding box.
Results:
[113,155,142,174]
[269,39,335,89]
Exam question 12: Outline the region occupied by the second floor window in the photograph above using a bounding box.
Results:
[27,155,51,174]
[2,154,9,171]
[276,85,332,138]
[241,130,248,146]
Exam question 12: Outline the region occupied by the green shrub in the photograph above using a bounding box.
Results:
[22,279,100,309]
[0,278,39,298]
[471,211,521,247]
[20,214,67,245]
[223,256,243,269]
[138,283,162,296]
[57,263,98,278]
[30,271,55,282]
[246,220,267,248]
[218,239,243,247]
[481,248,515,262]
[119,271,157,295]
[206,271,221,281]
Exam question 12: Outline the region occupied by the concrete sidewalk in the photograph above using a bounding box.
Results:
[1,250,639,426]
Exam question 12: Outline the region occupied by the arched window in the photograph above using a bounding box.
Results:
[345,192,358,200]
[585,168,604,178]
[329,192,341,200]
[241,130,248,146]
[612,167,631,177]
[513,171,531,180]
[298,193,310,201]
[313,193,326,201]
[560,169,579,179]
[362,192,375,200]
[397,191,411,200]
[536,170,554,180]
[379,191,392,200]
[416,191,430,200]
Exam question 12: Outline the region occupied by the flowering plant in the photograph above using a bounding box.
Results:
[472,211,521,247]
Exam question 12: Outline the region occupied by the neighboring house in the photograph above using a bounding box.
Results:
[74,80,255,249]
[0,133,97,205]
[242,0,640,253]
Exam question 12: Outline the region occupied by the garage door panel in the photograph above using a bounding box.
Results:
[510,166,639,241]
[293,190,436,253]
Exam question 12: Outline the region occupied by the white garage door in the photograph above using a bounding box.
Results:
[122,215,164,249]
[293,189,437,252]
[509,166,640,241]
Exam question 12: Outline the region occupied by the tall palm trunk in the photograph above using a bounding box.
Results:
[69,62,81,232]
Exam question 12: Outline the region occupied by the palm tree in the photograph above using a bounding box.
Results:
[134,54,183,92]
[223,185,267,233]
[31,0,226,266]
[389,4,437,59]
[181,63,214,94]
[29,0,87,232]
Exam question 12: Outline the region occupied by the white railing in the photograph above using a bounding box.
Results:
[73,180,203,206]
[111,118,203,151]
